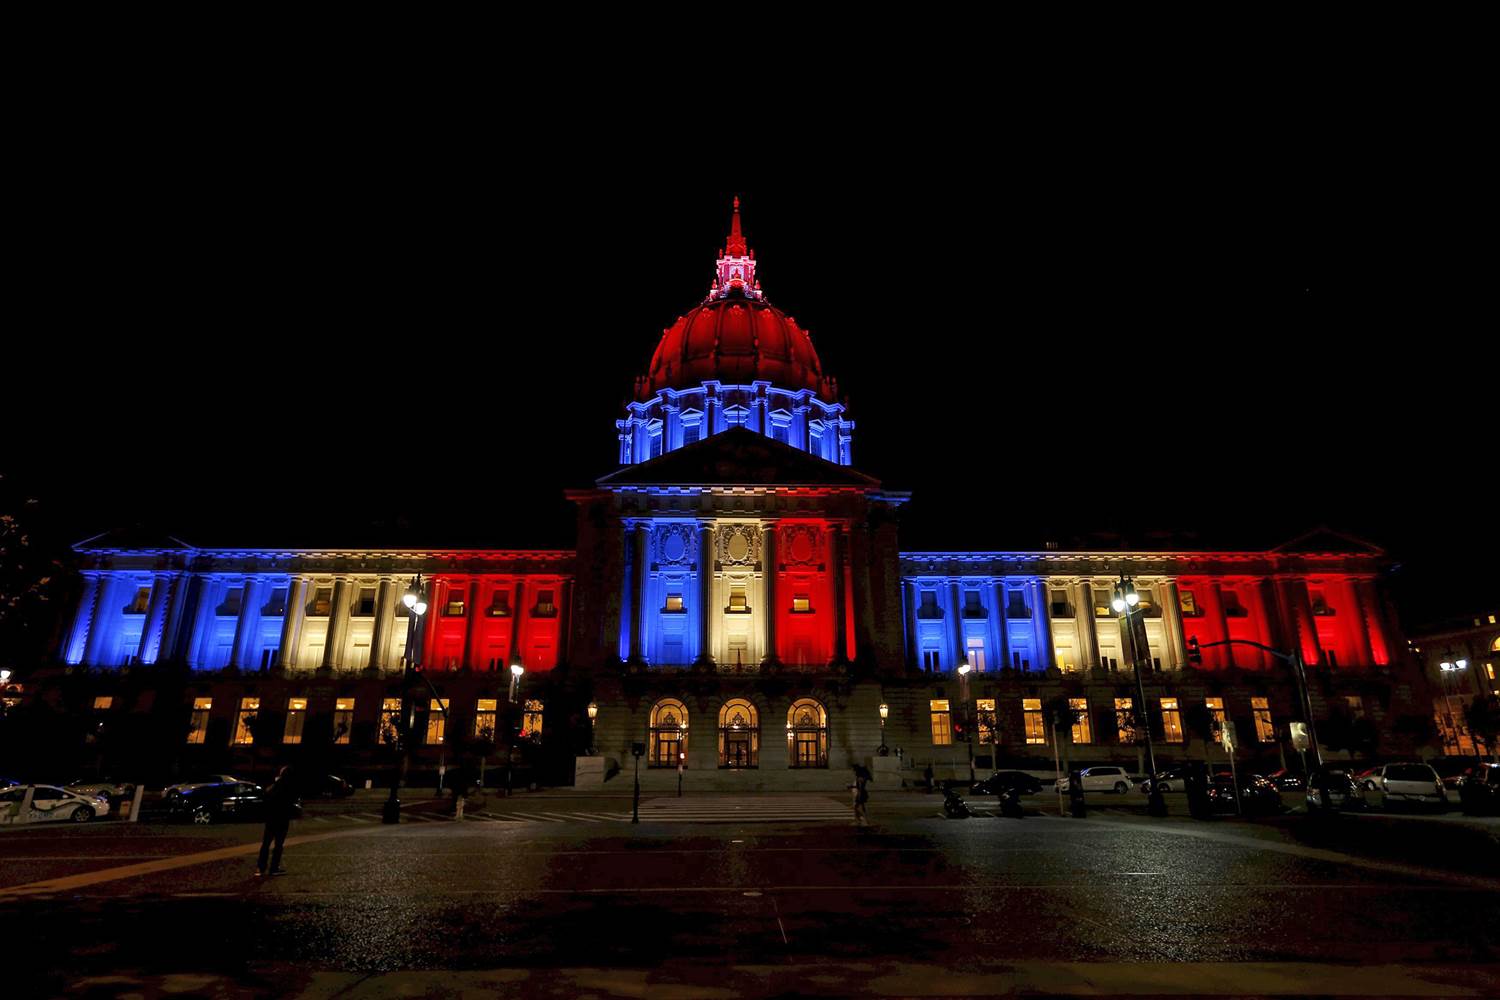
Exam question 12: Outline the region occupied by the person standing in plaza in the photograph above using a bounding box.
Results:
[255,766,298,877]
[850,764,872,827]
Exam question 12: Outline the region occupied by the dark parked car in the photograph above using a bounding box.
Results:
[1208,773,1284,815]
[168,781,296,825]
[1458,763,1500,816]
[1265,769,1305,792]
[1306,768,1365,813]
[306,774,354,798]
[971,771,1043,796]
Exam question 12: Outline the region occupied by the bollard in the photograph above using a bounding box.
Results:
[128,785,145,823]
[454,796,465,822]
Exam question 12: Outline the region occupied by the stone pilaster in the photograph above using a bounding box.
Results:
[277,576,308,670]
[830,525,849,665]
[1076,580,1099,671]
[695,522,714,666]
[370,577,396,671]
[230,578,263,670]
[1160,578,1188,670]
[629,523,648,664]
[321,576,351,672]
[65,574,101,664]
[81,575,116,666]
[1031,579,1053,671]
[948,581,965,670]
[762,522,779,666]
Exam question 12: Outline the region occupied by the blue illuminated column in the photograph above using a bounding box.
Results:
[185,575,219,669]
[948,581,964,671]
[230,577,263,670]
[277,576,308,670]
[82,575,119,666]
[985,580,1003,673]
[64,575,101,664]
[1031,579,1053,672]
[136,573,173,664]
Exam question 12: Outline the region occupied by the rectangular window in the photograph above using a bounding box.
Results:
[1070,698,1092,744]
[1023,698,1046,744]
[1251,697,1274,742]
[918,591,940,618]
[355,588,377,617]
[266,588,289,616]
[283,697,307,744]
[664,593,685,613]
[129,586,152,614]
[233,697,260,745]
[930,699,952,745]
[1179,590,1199,616]
[966,636,985,671]
[489,591,512,617]
[1007,590,1030,618]
[792,594,811,613]
[1206,696,1226,738]
[682,421,701,445]
[380,697,402,745]
[334,698,354,744]
[1344,695,1364,720]
[1486,662,1495,681]
[922,649,941,671]
[727,634,749,666]
[1095,587,1115,617]
[445,592,466,616]
[220,587,244,616]
[187,697,212,744]
[311,588,332,617]
[533,590,556,616]
[975,698,996,744]
[521,699,544,740]
[728,585,749,612]
[1050,589,1073,618]
[93,696,114,710]
[425,698,448,744]
[963,590,984,616]
[474,698,498,739]
[1115,698,1136,743]
[1221,591,1247,617]
[1310,590,1332,616]
[1160,697,1183,743]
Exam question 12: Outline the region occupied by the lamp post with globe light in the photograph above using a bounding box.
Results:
[507,656,525,796]
[958,659,974,784]
[1439,651,1470,753]
[1113,574,1167,817]
[382,576,428,824]
[878,703,889,755]
[587,702,598,756]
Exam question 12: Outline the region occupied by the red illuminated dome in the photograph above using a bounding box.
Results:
[636,198,837,403]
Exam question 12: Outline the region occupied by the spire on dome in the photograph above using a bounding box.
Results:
[710,195,762,301]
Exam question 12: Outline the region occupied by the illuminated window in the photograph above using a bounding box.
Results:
[1070,698,1092,744]
[1159,698,1183,743]
[788,698,828,768]
[489,591,511,617]
[1251,697,1274,742]
[425,698,448,744]
[474,698,498,739]
[728,585,750,613]
[311,588,332,617]
[445,592,466,617]
[1206,697,1226,738]
[187,697,212,744]
[380,698,402,745]
[533,590,556,617]
[1115,698,1136,744]
[930,700,952,745]
[283,698,307,744]
[1094,587,1115,617]
[966,636,986,671]
[355,588,377,617]
[128,587,152,614]
[1344,695,1365,720]
[93,696,114,711]
[1487,662,1496,681]
[1023,698,1046,745]
[791,594,811,613]
[334,698,354,744]
[233,697,260,745]
[1179,590,1199,617]
[665,593,685,612]
[650,699,688,767]
[521,699,544,740]
[975,698,997,744]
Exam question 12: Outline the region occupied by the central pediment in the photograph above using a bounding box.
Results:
[596,427,881,489]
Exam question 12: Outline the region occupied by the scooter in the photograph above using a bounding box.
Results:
[998,787,1025,819]
[942,785,972,819]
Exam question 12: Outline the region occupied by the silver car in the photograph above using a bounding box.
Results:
[0,785,111,825]
[1363,762,1445,809]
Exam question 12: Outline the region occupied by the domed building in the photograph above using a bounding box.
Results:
[42,200,1435,795]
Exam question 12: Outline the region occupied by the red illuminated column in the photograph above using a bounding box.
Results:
[830,525,849,666]
[1209,582,1234,669]
[510,579,528,668]
[1256,578,1286,655]
[556,578,572,666]
[464,578,485,669]
[1355,580,1391,665]
[762,523,779,666]
[1345,579,1375,666]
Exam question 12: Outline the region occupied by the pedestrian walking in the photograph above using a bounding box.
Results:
[850,764,872,827]
[255,766,299,877]
[923,764,935,793]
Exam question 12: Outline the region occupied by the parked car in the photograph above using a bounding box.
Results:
[65,778,137,805]
[306,773,353,798]
[0,784,110,825]
[1208,774,1284,815]
[1140,765,1195,793]
[1265,769,1305,792]
[163,774,242,800]
[1056,767,1135,794]
[1353,766,1381,790]
[1305,768,1365,813]
[971,771,1043,796]
[1457,763,1500,816]
[1361,762,1446,810]
[168,781,292,825]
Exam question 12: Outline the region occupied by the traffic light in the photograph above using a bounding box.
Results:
[1187,637,1203,666]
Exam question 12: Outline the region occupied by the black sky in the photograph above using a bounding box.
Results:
[7,76,1494,633]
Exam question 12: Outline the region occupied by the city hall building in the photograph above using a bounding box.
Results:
[36,202,1436,789]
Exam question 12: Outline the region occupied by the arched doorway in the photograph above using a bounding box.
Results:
[718,699,759,769]
[787,698,828,768]
[649,699,688,768]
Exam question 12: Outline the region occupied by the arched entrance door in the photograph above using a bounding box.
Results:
[649,699,688,768]
[787,698,828,768]
[718,699,760,769]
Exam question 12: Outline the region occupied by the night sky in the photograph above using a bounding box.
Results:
[7,101,1493,639]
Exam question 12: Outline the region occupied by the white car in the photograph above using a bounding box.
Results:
[163,774,241,798]
[66,778,137,804]
[1056,766,1135,794]
[1362,762,1445,808]
[0,785,110,825]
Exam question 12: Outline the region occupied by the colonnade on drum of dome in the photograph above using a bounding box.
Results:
[643,695,830,769]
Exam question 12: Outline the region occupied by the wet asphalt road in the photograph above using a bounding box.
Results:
[3,793,1498,997]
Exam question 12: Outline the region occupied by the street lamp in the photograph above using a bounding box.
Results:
[957,659,974,783]
[1439,651,1470,754]
[382,574,427,824]
[878,703,889,755]
[1114,574,1166,817]
[507,657,526,796]
[587,701,598,756]
[0,669,11,686]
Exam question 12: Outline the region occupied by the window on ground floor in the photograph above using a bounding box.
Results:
[1115,698,1136,744]
[474,698,498,740]
[930,699,952,745]
[521,699,544,741]
[1160,697,1183,742]
[1252,697,1274,742]
[1023,698,1045,745]
[1206,697,1226,740]
[334,698,354,744]
[380,697,401,745]
[975,698,996,744]
[283,698,307,744]
[233,697,260,745]
[425,698,447,745]
[1070,698,1092,744]
[187,697,211,744]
